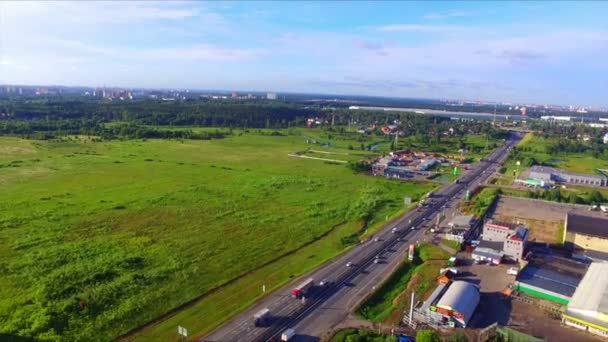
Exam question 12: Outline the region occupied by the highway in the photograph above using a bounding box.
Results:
[203,132,521,342]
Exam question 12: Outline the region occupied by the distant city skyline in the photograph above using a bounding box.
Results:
[1,1,607,106]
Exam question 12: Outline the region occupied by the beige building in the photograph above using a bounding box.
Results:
[564,212,608,254]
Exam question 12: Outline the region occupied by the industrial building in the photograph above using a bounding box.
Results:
[417,281,480,328]
[562,263,608,338]
[479,221,529,261]
[564,212,608,256]
[514,254,588,305]
[529,165,607,187]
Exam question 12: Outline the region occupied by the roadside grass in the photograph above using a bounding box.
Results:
[0,133,436,341]
[441,239,461,251]
[356,244,450,324]
[330,328,397,342]
[460,187,501,218]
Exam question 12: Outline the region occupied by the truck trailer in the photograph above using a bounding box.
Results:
[253,307,270,327]
[292,278,314,298]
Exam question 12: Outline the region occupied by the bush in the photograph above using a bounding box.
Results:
[416,329,442,342]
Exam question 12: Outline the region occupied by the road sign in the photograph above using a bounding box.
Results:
[516,160,521,166]
[262,284,266,293]
[453,166,458,175]
[178,326,188,337]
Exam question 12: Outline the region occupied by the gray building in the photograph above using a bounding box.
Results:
[529,165,607,187]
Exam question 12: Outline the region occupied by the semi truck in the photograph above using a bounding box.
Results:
[292,278,314,298]
[253,307,270,327]
[281,328,296,341]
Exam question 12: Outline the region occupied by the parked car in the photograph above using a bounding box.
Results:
[507,267,519,275]
[346,262,353,267]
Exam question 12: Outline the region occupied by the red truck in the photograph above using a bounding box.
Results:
[292,278,314,299]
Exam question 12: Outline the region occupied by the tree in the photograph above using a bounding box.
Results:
[589,190,604,204]
[416,329,442,342]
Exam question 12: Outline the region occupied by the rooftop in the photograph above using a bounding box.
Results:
[436,281,480,323]
[568,263,608,314]
[477,240,504,251]
[449,215,475,227]
[517,254,588,298]
[567,212,608,239]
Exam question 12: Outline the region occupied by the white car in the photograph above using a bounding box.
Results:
[411,226,416,230]
[346,262,353,267]
[507,267,519,275]
[391,227,398,233]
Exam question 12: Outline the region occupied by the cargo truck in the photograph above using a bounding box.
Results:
[292,278,314,299]
[253,307,270,327]
[281,328,296,341]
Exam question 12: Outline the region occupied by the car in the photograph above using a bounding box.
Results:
[391,227,398,233]
[373,258,380,264]
[411,226,416,230]
[373,237,380,242]
[319,279,332,286]
[507,267,519,275]
[346,262,353,267]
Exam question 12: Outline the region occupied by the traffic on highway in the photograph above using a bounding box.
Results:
[204,132,521,342]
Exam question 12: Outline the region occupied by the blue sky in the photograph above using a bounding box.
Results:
[1,1,607,106]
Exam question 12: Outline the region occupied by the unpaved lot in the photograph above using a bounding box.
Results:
[488,196,576,243]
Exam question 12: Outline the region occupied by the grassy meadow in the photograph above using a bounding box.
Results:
[0,131,436,341]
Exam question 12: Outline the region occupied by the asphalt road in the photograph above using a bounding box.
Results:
[203,132,521,342]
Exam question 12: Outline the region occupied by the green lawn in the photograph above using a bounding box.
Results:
[0,133,436,341]
[356,244,450,323]
[441,239,461,251]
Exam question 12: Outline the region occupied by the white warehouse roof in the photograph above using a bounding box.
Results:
[568,263,608,318]
[436,281,480,325]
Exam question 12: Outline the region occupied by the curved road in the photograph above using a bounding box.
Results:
[203,132,521,342]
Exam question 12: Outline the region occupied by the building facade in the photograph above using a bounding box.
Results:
[529,165,607,187]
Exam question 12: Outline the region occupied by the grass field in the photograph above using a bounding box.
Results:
[0,133,436,341]
[356,244,450,324]
[504,133,608,178]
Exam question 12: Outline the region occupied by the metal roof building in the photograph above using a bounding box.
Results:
[435,281,480,328]
[515,255,588,305]
[563,263,608,338]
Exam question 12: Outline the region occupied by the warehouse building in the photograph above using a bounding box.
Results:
[514,254,588,305]
[562,263,608,338]
[529,165,607,187]
[564,212,608,255]
[418,281,480,328]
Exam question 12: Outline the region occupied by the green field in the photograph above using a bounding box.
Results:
[356,244,450,324]
[0,133,436,341]
[504,133,608,178]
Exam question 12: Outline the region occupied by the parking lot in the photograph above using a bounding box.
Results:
[452,253,516,328]
[452,253,603,341]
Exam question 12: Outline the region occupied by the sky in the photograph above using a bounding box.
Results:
[1,1,607,106]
